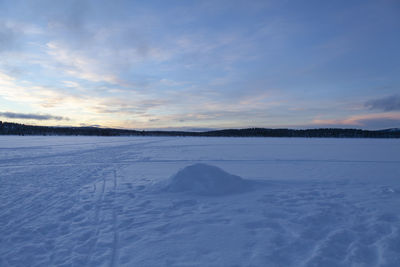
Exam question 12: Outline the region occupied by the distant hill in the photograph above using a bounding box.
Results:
[0,121,399,138]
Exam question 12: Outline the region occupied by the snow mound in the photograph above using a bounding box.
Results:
[165,163,251,196]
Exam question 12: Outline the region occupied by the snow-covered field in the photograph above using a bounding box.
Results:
[1,136,400,267]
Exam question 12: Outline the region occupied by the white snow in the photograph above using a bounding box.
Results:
[164,163,252,196]
[1,136,400,266]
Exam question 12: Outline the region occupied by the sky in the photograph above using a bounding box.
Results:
[0,0,399,130]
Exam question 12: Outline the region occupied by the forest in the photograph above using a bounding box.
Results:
[1,121,399,138]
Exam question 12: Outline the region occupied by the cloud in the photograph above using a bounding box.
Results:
[0,111,68,121]
[365,95,400,111]
[0,74,80,109]
[0,22,18,52]
[312,113,400,129]
[62,80,80,88]
[79,123,101,127]
[91,98,167,115]
[0,70,166,123]
[45,42,121,84]
[0,20,43,53]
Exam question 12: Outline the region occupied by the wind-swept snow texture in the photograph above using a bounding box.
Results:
[1,136,400,266]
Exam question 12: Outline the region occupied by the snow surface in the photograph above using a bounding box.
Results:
[164,163,252,196]
[1,136,400,266]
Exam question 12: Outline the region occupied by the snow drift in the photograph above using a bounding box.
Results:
[164,163,251,196]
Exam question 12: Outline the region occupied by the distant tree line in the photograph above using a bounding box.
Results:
[0,121,399,138]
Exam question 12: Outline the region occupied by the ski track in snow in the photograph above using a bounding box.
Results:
[0,136,400,266]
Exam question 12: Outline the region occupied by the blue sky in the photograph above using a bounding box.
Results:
[0,0,399,130]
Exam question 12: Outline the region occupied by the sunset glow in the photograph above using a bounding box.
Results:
[0,0,399,129]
